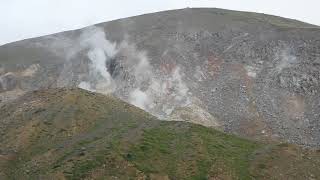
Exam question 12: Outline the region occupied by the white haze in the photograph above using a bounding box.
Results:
[67,26,192,118]
[79,27,117,93]
[129,89,149,110]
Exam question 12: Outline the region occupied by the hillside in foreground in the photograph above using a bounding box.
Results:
[0,88,319,179]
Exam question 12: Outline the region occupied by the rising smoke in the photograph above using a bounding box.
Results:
[78,26,118,93]
[65,26,192,119]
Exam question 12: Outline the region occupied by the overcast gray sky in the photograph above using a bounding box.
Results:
[1,0,319,45]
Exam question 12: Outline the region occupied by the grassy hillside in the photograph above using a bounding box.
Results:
[0,88,319,179]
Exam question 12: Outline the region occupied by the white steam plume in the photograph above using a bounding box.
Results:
[129,89,149,109]
[68,26,192,119]
[78,26,117,93]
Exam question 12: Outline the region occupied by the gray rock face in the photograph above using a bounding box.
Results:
[0,8,320,147]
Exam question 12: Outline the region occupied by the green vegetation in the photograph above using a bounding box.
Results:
[127,125,260,179]
[0,88,319,180]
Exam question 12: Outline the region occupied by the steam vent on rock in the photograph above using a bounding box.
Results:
[1,8,320,180]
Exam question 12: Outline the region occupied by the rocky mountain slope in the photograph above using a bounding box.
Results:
[0,8,320,147]
[0,88,319,179]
